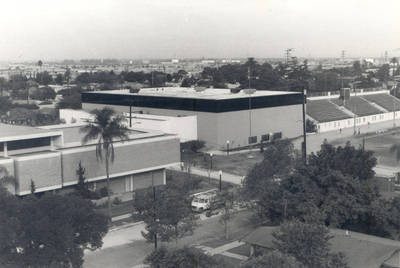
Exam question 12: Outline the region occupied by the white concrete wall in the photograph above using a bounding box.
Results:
[83,103,303,149]
[308,90,390,101]
[216,104,303,149]
[316,111,400,133]
[59,109,94,124]
[124,113,197,142]
[60,108,198,142]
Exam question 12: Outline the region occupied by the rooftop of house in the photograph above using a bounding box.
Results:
[241,226,400,268]
[89,87,301,100]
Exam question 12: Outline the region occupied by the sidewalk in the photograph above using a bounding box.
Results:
[168,165,244,185]
[194,240,248,261]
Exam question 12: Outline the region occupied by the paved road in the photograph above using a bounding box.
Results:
[83,210,254,268]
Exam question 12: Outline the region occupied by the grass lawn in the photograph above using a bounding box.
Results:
[95,200,134,218]
[166,169,236,194]
[182,150,264,176]
[227,243,251,257]
[214,254,243,268]
[330,128,400,168]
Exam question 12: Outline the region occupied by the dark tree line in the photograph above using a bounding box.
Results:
[242,140,400,239]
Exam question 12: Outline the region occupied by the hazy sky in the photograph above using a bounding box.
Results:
[1,0,399,61]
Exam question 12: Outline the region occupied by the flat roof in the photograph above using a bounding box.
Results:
[0,123,62,143]
[83,88,303,113]
[39,124,170,147]
[97,87,299,100]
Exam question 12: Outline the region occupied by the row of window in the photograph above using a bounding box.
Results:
[328,114,390,128]
[248,132,282,144]
[0,137,51,152]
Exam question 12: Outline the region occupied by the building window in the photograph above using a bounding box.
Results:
[261,134,270,142]
[0,142,3,152]
[248,136,257,144]
[8,137,51,151]
[272,132,282,140]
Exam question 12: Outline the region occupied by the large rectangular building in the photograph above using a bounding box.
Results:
[0,123,180,196]
[82,87,304,149]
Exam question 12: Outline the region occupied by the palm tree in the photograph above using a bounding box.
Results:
[0,165,18,194]
[80,107,129,219]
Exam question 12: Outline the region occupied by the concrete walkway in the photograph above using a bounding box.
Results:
[194,240,248,261]
[168,165,244,185]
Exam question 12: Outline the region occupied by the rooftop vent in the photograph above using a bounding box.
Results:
[230,88,241,94]
[194,87,206,92]
[244,88,257,95]
[129,88,140,93]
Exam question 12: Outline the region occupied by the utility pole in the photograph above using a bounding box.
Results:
[393,97,396,128]
[285,48,293,65]
[129,104,132,128]
[151,172,157,249]
[302,89,307,164]
[248,66,251,89]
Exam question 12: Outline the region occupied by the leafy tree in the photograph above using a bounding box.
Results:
[0,166,17,194]
[56,93,82,109]
[55,73,64,85]
[390,57,398,77]
[35,71,53,85]
[273,220,348,268]
[0,191,109,268]
[75,161,90,198]
[0,77,6,96]
[352,61,363,76]
[64,68,71,86]
[144,246,221,268]
[134,182,196,246]
[376,64,390,82]
[181,76,197,87]
[0,97,13,114]
[306,119,317,133]
[241,250,304,268]
[244,141,388,236]
[30,86,56,101]
[80,107,129,219]
[242,140,297,200]
[214,190,236,240]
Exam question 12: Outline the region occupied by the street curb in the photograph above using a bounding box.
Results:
[110,220,144,232]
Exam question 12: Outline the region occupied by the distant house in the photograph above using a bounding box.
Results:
[241,226,400,268]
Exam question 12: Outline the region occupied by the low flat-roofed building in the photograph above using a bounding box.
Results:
[82,87,304,149]
[0,123,180,196]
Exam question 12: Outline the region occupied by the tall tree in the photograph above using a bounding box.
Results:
[134,182,196,246]
[390,57,398,77]
[0,191,109,268]
[144,247,222,268]
[80,107,129,219]
[241,250,304,268]
[0,165,17,194]
[273,220,348,268]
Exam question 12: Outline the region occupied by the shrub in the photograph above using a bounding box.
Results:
[113,197,122,205]
[99,187,109,198]
[181,140,205,153]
